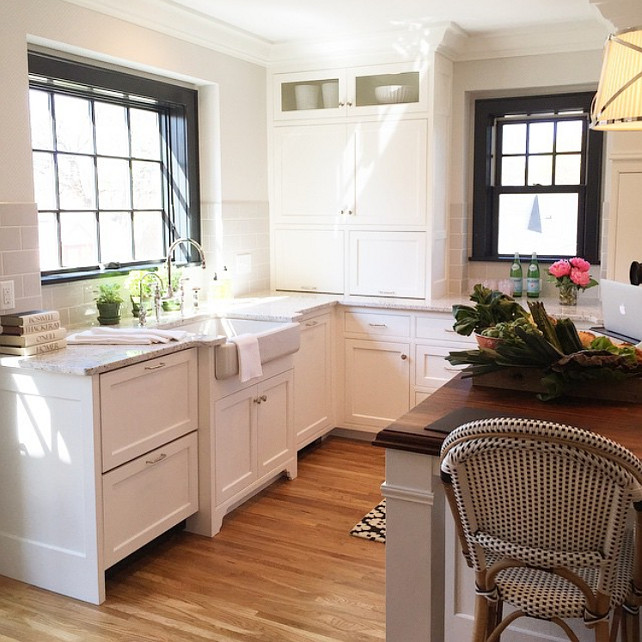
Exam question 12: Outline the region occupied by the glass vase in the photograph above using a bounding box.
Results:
[558,282,578,306]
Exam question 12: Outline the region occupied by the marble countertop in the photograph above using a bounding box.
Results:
[0,291,603,376]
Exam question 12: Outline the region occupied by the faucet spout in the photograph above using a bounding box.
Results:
[138,272,165,327]
[165,237,207,298]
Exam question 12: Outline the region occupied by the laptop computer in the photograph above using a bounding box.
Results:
[596,279,642,344]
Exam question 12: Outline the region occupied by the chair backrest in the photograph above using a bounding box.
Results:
[440,418,642,594]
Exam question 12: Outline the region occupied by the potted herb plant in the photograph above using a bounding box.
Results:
[95,283,124,325]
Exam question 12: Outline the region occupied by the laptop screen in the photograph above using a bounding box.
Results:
[599,279,642,343]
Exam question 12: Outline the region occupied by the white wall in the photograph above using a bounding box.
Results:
[448,49,607,299]
[0,0,269,327]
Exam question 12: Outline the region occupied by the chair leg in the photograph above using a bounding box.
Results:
[486,600,503,640]
[473,594,490,642]
[592,619,610,642]
[622,608,640,642]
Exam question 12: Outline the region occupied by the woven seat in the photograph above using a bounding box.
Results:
[440,418,642,642]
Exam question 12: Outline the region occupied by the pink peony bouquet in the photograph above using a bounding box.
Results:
[548,257,598,291]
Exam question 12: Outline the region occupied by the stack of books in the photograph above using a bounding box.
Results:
[0,310,67,356]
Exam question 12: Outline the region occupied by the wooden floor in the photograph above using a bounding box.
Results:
[0,437,386,641]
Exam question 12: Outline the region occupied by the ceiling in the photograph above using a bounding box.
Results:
[166,0,606,45]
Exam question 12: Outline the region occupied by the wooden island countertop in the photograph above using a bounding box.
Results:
[373,373,642,459]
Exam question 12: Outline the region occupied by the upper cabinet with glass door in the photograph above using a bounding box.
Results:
[274,62,427,121]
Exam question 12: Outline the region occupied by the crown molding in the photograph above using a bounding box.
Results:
[61,0,272,66]
[62,0,611,67]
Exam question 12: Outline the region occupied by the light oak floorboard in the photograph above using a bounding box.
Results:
[0,436,385,641]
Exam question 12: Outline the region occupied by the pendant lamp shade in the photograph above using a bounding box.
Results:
[591,27,642,130]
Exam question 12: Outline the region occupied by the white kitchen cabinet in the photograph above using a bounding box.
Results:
[273,62,426,121]
[343,338,411,431]
[274,228,345,294]
[102,431,198,568]
[100,350,198,471]
[274,120,427,227]
[214,370,293,506]
[293,313,334,448]
[0,347,199,604]
[188,349,297,538]
[348,231,426,298]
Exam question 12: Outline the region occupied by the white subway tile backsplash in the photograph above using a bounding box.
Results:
[0,202,38,227]
[2,249,40,276]
[0,227,21,251]
[20,226,40,250]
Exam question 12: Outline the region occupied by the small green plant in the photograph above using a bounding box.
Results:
[95,283,124,305]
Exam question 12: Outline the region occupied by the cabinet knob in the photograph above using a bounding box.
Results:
[254,394,268,404]
[346,101,353,107]
[305,320,319,327]
[400,354,408,360]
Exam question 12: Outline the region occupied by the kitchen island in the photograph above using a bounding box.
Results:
[374,374,642,642]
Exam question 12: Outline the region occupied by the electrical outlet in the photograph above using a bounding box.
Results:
[0,280,15,310]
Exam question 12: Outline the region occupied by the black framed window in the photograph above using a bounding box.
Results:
[28,52,200,283]
[471,92,603,263]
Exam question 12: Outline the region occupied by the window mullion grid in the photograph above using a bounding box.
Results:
[160,111,174,253]
[49,89,64,271]
[127,106,136,261]
[90,97,101,266]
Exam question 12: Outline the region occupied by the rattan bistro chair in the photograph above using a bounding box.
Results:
[440,418,642,642]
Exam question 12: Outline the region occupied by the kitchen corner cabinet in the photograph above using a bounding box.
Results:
[342,310,412,431]
[187,352,296,538]
[339,309,475,433]
[273,62,427,120]
[0,348,198,604]
[293,313,334,448]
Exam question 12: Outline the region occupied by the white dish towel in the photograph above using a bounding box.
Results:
[67,327,189,345]
[229,334,263,382]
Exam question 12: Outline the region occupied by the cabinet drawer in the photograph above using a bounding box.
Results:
[100,349,198,472]
[415,315,473,344]
[344,310,411,338]
[415,344,468,389]
[102,431,198,568]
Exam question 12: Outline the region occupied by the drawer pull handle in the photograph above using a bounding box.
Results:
[401,354,408,360]
[378,290,396,295]
[302,285,318,290]
[444,365,463,372]
[144,362,166,370]
[369,323,388,327]
[146,453,167,465]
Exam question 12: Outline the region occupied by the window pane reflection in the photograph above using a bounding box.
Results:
[58,155,96,209]
[38,212,59,270]
[60,212,98,267]
[100,212,133,262]
[502,123,526,154]
[498,193,578,255]
[501,156,525,186]
[54,95,94,153]
[95,102,129,157]
[134,211,164,260]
